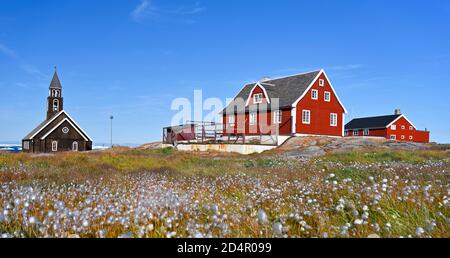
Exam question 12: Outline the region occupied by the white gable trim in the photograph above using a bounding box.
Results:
[27,110,65,139]
[386,114,417,130]
[27,110,92,141]
[62,111,93,141]
[291,69,348,114]
[40,118,89,141]
[245,82,271,106]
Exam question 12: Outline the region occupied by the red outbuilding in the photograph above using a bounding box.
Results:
[222,69,348,137]
[344,110,430,143]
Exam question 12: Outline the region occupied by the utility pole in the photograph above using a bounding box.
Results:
[110,115,114,148]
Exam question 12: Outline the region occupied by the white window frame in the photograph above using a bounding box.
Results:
[302,110,311,124]
[353,130,359,136]
[72,141,78,151]
[53,99,59,111]
[228,114,235,125]
[249,112,257,125]
[401,135,405,140]
[391,125,397,130]
[363,129,370,136]
[390,135,396,140]
[324,91,331,102]
[401,125,405,130]
[409,136,413,140]
[273,110,282,124]
[253,93,263,104]
[330,113,338,127]
[51,141,58,152]
[319,79,325,87]
[311,89,318,100]
[409,126,413,131]
[23,141,30,150]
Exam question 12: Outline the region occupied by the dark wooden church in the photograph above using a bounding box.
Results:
[22,70,93,153]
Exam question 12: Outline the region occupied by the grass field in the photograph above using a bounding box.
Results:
[0,147,449,238]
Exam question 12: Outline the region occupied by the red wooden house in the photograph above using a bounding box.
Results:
[222,69,348,137]
[344,110,430,143]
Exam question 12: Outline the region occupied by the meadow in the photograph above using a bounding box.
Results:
[0,147,449,238]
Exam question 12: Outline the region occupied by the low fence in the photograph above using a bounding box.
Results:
[163,121,280,146]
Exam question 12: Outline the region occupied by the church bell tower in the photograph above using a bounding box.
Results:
[47,68,63,119]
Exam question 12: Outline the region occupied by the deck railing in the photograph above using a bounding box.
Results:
[163,121,279,146]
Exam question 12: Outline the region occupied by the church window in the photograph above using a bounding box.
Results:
[72,142,78,151]
[62,127,69,134]
[52,141,58,152]
[53,99,59,111]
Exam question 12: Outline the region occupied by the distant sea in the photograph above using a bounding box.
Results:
[0,142,139,153]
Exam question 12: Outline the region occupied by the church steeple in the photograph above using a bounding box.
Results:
[47,68,63,119]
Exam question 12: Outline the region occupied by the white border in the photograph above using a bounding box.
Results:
[245,82,271,106]
[386,114,417,130]
[40,118,89,141]
[302,110,311,125]
[27,110,92,141]
[311,89,318,100]
[291,69,348,114]
[330,113,338,127]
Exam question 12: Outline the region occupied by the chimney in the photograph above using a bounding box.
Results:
[260,76,272,82]
[394,109,401,115]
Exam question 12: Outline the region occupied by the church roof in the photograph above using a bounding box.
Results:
[23,110,92,141]
[49,71,62,89]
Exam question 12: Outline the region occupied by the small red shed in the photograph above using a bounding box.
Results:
[344,110,430,143]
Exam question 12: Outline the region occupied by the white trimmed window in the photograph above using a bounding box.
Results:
[353,130,359,136]
[401,135,405,140]
[311,89,318,100]
[249,112,257,125]
[51,141,58,152]
[253,93,263,104]
[330,113,338,127]
[401,125,405,130]
[302,110,311,124]
[390,135,396,140]
[409,126,413,130]
[324,91,331,102]
[319,79,325,87]
[72,142,78,151]
[409,136,413,140]
[53,99,59,111]
[273,110,282,124]
[23,141,30,150]
[228,114,235,125]
[363,129,370,136]
[391,125,397,130]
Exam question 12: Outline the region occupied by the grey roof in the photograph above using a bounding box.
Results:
[49,71,62,89]
[23,112,61,140]
[23,110,92,141]
[222,70,321,114]
[345,115,401,130]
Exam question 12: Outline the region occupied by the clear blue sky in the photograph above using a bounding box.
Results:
[1,0,449,144]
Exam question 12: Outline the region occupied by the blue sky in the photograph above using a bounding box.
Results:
[1,0,450,144]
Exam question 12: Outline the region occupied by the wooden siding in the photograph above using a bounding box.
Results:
[295,72,345,136]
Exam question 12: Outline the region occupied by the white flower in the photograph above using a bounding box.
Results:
[258,209,269,224]
[82,220,89,227]
[415,227,425,236]
[272,222,283,236]
[354,219,363,225]
[29,216,37,224]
